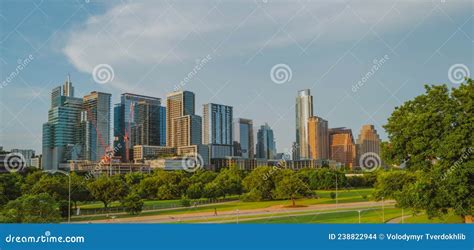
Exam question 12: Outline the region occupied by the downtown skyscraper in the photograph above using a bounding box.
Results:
[113,93,164,162]
[233,118,254,159]
[42,76,82,170]
[81,91,111,162]
[42,76,112,169]
[256,123,276,159]
[356,124,382,167]
[308,116,329,160]
[295,89,313,160]
[203,103,233,158]
[166,91,200,147]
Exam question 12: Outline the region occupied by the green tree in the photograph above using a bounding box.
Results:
[0,173,23,207]
[272,170,308,207]
[372,171,417,200]
[212,166,243,197]
[242,166,276,201]
[87,175,129,209]
[30,175,68,201]
[186,182,204,199]
[383,79,474,221]
[0,193,60,223]
[121,192,144,215]
[203,181,224,199]
[70,173,92,209]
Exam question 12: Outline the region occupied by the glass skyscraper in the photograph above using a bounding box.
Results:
[295,89,313,160]
[81,91,111,162]
[113,93,163,162]
[203,103,233,158]
[256,123,276,159]
[42,77,83,170]
[233,118,254,159]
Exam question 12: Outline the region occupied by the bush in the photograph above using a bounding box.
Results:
[330,192,336,200]
[180,197,191,207]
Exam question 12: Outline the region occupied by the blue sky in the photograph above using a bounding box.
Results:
[0,0,473,153]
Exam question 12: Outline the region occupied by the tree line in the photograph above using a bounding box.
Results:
[0,166,375,222]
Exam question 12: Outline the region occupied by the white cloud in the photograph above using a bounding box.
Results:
[62,0,468,91]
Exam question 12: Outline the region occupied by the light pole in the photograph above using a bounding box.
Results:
[358,210,361,224]
[68,173,71,223]
[402,208,404,224]
[335,171,338,206]
[382,197,385,223]
[236,209,240,224]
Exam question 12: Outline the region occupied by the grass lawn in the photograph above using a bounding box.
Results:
[238,208,402,224]
[404,213,464,224]
[71,188,374,222]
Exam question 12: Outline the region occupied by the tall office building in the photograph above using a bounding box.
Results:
[131,100,162,146]
[203,103,233,158]
[159,106,166,146]
[295,89,313,160]
[356,124,381,166]
[113,93,163,161]
[42,76,83,170]
[329,127,356,168]
[256,123,276,159]
[166,91,195,147]
[308,116,329,160]
[173,115,202,147]
[81,91,111,162]
[233,118,254,159]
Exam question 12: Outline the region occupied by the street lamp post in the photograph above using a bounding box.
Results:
[402,208,404,224]
[335,171,338,206]
[236,209,240,224]
[382,197,385,223]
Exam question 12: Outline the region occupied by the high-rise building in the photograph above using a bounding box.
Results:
[308,116,329,160]
[159,106,166,146]
[256,123,276,159]
[233,118,254,159]
[113,93,163,161]
[42,76,83,170]
[166,91,195,147]
[356,124,381,166]
[203,103,233,158]
[329,127,356,168]
[173,114,202,147]
[131,100,162,146]
[81,91,111,162]
[295,89,313,160]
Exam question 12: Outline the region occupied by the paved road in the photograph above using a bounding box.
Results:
[81,200,395,224]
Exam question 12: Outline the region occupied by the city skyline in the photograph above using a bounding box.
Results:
[1,1,472,153]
